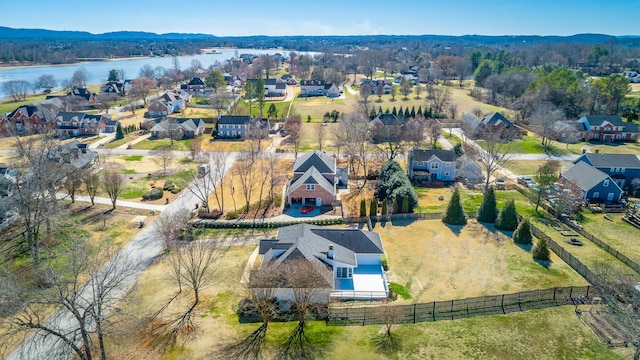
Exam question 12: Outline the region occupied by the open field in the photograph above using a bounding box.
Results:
[375,219,587,303]
[502,160,571,176]
[415,188,538,218]
[580,212,640,264]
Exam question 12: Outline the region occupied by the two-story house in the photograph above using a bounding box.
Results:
[561,161,623,203]
[216,115,269,139]
[182,77,206,93]
[407,148,457,183]
[150,118,205,139]
[54,112,110,137]
[300,80,339,97]
[576,115,639,142]
[255,224,388,301]
[286,150,339,207]
[573,153,640,190]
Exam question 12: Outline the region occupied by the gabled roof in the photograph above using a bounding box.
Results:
[7,105,40,118]
[293,150,335,174]
[287,167,334,196]
[187,77,205,86]
[460,113,481,130]
[275,83,286,89]
[480,112,513,127]
[323,83,336,90]
[575,153,640,169]
[411,148,457,162]
[259,224,384,268]
[217,115,251,125]
[371,113,406,126]
[562,162,611,191]
[55,112,86,123]
[580,115,626,127]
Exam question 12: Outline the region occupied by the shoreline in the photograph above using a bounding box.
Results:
[0,56,151,71]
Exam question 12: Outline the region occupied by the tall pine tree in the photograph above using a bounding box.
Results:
[513,218,533,245]
[532,237,550,261]
[443,188,467,225]
[417,105,423,117]
[477,187,497,223]
[115,123,124,140]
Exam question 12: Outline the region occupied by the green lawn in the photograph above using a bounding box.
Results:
[477,135,571,155]
[563,140,640,155]
[133,138,192,151]
[502,160,566,176]
[443,132,463,144]
[0,95,48,114]
[236,100,292,119]
[104,135,134,149]
[121,155,143,161]
[579,212,640,263]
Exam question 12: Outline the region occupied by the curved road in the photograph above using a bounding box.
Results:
[7,154,237,360]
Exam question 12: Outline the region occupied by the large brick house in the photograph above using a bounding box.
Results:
[54,112,110,137]
[216,115,269,139]
[286,151,339,207]
[576,115,640,142]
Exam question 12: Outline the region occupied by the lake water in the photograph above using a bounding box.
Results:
[0,49,292,98]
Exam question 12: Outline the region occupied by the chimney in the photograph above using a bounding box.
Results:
[327,244,334,260]
[595,149,600,153]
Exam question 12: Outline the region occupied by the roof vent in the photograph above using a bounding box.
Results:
[328,244,334,259]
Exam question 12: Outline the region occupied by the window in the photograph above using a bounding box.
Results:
[445,163,451,167]
[621,168,626,173]
[336,267,352,278]
[603,180,609,187]
[306,184,315,191]
[610,168,615,173]
[445,172,450,177]
[430,162,439,169]
[607,193,614,201]
[593,192,599,199]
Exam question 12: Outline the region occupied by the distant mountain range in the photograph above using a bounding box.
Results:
[0,26,216,40]
[0,26,637,42]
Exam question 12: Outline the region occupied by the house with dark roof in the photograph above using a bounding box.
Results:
[182,77,206,93]
[369,113,409,143]
[475,112,521,138]
[1,105,47,135]
[573,153,640,190]
[286,150,341,207]
[561,161,622,203]
[576,115,639,142]
[254,224,388,301]
[407,148,457,183]
[215,115,269,139]
[99,81,128,96]
[54,112,110,137]
[67,88,96,105]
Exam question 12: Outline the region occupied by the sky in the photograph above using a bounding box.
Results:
[1,0,636,37]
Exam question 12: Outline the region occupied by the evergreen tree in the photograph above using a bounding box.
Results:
[477,187,497,223]
[453,142,464,156]
[115,123,124,140]
[378,105,383,115]
[385,108,390,114]
[382,198,388,215]
[404,107,410,118]
[443,188,467,225]
[513,219,533,245]
[370,198,378,217]
[360,198,367,217]
[401,197,409,213]
[398,106,403,117]
[410,106,416,118]
[532,237,550,261]
[307,115,312,123]
[417,105,423,117]
[370,107,378,120]
[496,199,518,231]
[392,106,397,116]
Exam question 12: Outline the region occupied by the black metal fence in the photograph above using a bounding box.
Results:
[327,286,596,326]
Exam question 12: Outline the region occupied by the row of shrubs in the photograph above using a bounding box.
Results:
[194,218,344,229]
[226,197,283,220]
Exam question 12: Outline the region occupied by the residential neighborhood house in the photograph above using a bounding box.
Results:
[576,115,640,142]
[54,112,111,138]
[561,161,623,203]
[407,148,457,183]
[48,140,98,170]
[286,150,348,207]
[254,223,388,301]
[300,80,340,98]
[150,118,206,139]
[181,77,206,93]
[215,115,269,139]
[573,153,640,190]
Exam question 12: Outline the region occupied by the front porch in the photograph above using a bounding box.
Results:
[331,265,388,300]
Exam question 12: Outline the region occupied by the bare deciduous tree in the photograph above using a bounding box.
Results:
[154,146,174,175]
[2,80,31,101]
[0,242,138,360]
[530,102,565,152]
[473,127,515,193]
[102,170,125,210]
[426,120,443,149]
[153,239,226,347]
[187,138,202,162]
[84,172,100,206]
[333,112,370,178]
[62,165,83,203]
[314,123,326,151]
[373,301,404,353]
[153,208,193,251]
[426,86,451,115]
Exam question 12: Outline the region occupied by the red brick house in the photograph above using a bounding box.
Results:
[286,151,337,207]
[577,115,639,142]
[0,105,49,135]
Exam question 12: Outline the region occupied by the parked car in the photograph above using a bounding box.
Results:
[495,178,505,190]
[300,205,315,214]
[518,176,534,187]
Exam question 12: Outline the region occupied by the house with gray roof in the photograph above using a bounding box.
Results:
[464,112,521,139]
[576,115,639,142]
[286,150,341,207]
[573,153,640,190]
[254,223,388,301]
[54,112,110,137]
[150,117,205,139]
[48,140,98,170]
[407,148,457,183]
[561,161,622,203]
[215,115,269,139]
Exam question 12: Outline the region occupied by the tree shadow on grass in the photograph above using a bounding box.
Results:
[515,243,533,252]
[534,259,553,268]
[443,223,464,236]
[390,218,417,227]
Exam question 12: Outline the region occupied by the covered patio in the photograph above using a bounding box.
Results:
[331,265,388,300]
